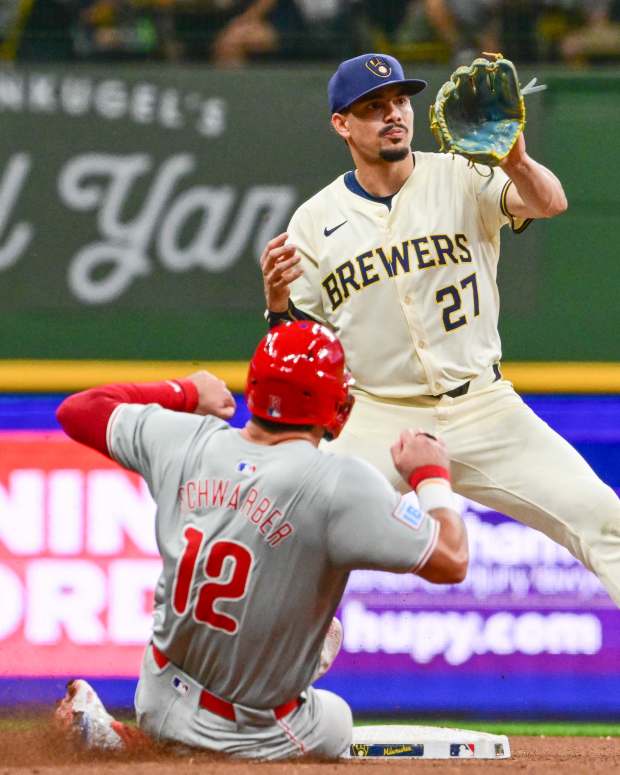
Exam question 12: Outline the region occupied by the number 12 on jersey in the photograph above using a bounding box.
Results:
[436,272,480,332]
[172,526,254,635]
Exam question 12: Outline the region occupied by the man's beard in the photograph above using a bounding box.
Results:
[379,146,411,162]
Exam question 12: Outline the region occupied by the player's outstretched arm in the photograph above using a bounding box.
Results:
[56,372,235,457]
[391,430,468,584]
[501,133,568,220]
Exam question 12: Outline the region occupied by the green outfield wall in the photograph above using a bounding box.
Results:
[0,65,617,363]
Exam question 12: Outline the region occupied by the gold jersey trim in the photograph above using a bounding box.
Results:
[500,179,533,234]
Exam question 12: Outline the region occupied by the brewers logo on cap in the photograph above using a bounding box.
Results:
[366,57,391,78]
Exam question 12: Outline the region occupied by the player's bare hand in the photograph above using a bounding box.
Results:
[260,232,303,313]
[390,428,450,482]
[187,371,236,420]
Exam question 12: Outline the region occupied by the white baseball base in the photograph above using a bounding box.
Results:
[343,724,511,759]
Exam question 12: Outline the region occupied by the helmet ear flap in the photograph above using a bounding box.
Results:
[323,370,355,440]
[324,391,355,441]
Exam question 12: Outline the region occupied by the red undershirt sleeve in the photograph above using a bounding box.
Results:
[56,379,199,458]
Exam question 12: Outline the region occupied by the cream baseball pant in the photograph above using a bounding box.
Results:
[324,377,620,606]
[134,645,352,760]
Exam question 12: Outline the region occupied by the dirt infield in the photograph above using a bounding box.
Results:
[1,722,620,774]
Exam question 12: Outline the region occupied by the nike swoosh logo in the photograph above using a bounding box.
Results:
[323,220,348,237]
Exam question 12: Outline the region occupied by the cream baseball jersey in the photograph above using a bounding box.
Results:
[107,403,438,708]
[288,151,527,398]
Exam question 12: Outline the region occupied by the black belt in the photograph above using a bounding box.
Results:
[442,364,502,398]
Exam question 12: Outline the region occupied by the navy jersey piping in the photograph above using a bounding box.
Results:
[344,170,394,210]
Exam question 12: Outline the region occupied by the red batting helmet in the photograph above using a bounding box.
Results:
[246,321,354,440]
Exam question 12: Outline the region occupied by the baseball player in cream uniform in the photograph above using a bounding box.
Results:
[55,321,467,759]
[261,53,620,606]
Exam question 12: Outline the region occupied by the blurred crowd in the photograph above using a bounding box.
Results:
[2,0,620,66]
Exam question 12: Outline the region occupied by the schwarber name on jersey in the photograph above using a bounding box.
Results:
[288,151,528,398]
[107,403,438,708]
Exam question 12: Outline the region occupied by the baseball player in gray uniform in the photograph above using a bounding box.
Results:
[55,321,466,760]
[260,53,620,606]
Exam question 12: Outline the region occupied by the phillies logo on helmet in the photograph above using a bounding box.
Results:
[366,57,391,78]
[267,395,282,418]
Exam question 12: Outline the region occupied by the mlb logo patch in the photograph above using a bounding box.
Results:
[393,494,424,530]
[172,675,190,696]
[237,461,257,475]
[450,743,475,758]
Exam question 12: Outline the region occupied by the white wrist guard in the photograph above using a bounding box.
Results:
[417,480,456,513]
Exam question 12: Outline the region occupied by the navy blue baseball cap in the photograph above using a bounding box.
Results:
[328,53,427,114]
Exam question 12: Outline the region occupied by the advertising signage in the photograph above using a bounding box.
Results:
[1,395,619,715]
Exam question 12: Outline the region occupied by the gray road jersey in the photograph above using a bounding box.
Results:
[109,404,438,708]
